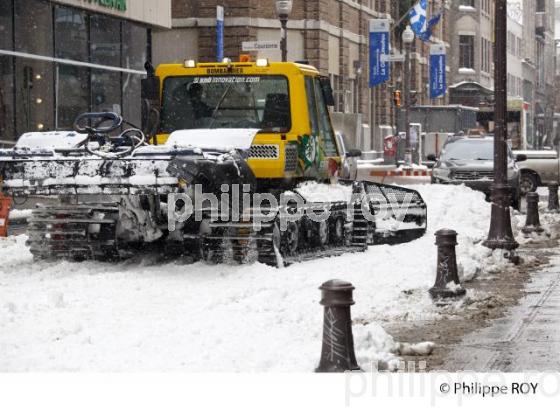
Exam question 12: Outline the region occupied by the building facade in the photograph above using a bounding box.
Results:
[447,0,495,108]
[153,0,451,151]
[0,0,171,145]
[447,0,556,149]
[533,0,556,147]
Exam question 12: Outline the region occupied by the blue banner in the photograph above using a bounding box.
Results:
[217,6,224,61]
[429,44,446,99]
[369,19,390,88]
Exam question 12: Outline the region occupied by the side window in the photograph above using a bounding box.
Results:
[313,78,338,156]
[305,76,320,137]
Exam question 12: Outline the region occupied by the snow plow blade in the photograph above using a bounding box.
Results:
[355,180,427,244]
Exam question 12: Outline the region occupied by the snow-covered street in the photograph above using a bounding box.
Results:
[443,255,560,372]
[0,185,547,371]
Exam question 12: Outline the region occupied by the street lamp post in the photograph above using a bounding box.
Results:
[276,0,293,62]
[483,0,519,252]
[402,25,414,165]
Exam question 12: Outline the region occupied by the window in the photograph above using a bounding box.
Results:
[330,74,343,113]
[56,65,89,129]
[441,139,494,161]
[160,75,291,132]
[15,59,54,134]
[481,38,487,73]
[460,0,474,6]
[305,77,320,137]
[313,78,338,156]
[348,78,357,114]
[54,6,88,62]
[15,0,53,56]
[0,0,13,50]
[123,22,148,71]
[459,35,474,69]
[123,74,142,127]
[1,1,148,140]
[92,69,121,114]
[0,56,14,143]
[481,37,492,73]
[91,15,121,67]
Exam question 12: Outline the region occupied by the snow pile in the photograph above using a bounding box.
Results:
[7,209,33,221]
[353,323,401,370]
[295,181,353,203]
[0,184,512,371]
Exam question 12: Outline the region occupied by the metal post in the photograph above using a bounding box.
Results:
[280,16,288,62]
[316,280,361,373]
[522,192,544,235]
[403,41,412,165]
[548,183,559,212]
[429,229,466,300]
[483,0,519,252]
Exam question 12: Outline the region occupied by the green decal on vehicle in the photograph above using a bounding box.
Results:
[298,134,319,170]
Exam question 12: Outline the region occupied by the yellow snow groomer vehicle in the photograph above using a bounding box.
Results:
[0,58,427,265]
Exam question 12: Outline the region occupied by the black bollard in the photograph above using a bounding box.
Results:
[429,229,466,300]
[548,183,559,213]
[522,192,544,235]
[316,280,361,373]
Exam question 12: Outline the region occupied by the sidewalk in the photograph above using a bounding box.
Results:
[383,214,560,372]
[444,256,560,372]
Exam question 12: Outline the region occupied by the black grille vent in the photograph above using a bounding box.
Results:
[249,144,279,159]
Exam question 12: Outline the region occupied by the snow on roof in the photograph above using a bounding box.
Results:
[448,81,494,93]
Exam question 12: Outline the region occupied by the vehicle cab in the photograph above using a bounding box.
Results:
[151,59,341,186]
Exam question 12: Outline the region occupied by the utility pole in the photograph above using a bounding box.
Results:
[402,25,415,165]
[483,0,519,252]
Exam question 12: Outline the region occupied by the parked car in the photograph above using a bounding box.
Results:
[335,131,361,180]
[429,135,526,209]
[513,150,559,194]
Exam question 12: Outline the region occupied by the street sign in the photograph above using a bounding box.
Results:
[216,6,224,61]
[429,44,446,99]
[241,41,280,52]
[369,19,391,87]
[380,53,405,63]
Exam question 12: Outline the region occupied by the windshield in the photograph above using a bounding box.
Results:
[441,140,495,161]
[441,139,515,162]
[160,75,291,133]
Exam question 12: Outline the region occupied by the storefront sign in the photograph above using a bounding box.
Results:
[369,19,390,88]
[429,44,446,99]
[83,0,127,12]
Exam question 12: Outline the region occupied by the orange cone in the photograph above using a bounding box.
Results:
[0,193,12,237]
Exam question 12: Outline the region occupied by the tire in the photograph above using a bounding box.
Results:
[519,172,539,195]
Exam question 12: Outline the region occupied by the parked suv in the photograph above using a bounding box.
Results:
[430,136,525,209]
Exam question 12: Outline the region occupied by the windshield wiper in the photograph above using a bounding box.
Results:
[208,84,235,129]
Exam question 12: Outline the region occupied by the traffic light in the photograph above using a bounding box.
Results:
[393,90,402,107]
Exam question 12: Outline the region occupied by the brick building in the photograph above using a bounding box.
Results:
[153,0,451,151]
